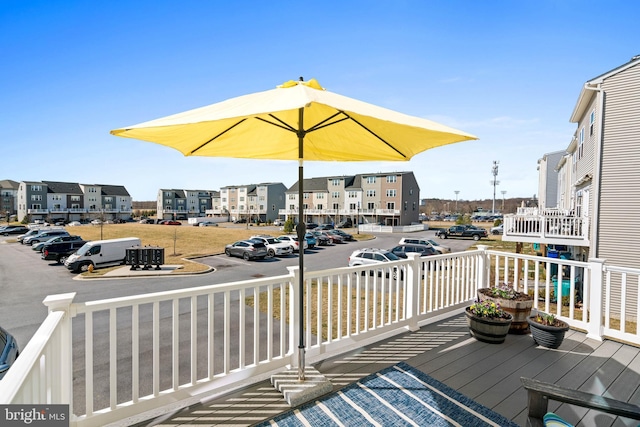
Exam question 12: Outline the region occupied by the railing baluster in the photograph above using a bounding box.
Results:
[109,307,117,409]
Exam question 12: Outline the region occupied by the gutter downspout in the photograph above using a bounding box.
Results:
[584,82,604,258]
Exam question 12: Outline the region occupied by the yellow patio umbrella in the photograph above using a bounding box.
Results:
[111,77,478,380]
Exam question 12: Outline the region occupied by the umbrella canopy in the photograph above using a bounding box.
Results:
[111,78,477,161]
[111,78,477,381]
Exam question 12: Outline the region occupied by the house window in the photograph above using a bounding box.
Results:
[386,189,397,197]
[348,191,358,198]
[366,176,376,184]
[589,110,595,136]
[578,127,585,159]
[303,193,310,199]
[30,185,42,192]
[331,179,340,186]
[366,190,376,197]
[31,195,42,201]
[386,175,397,183]
[367,202,375,210]
[332,192,340,198]
[316,204,323,210]
[386,202,395,210]
[317,193,325,199]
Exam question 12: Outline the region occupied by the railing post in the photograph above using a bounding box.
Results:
[286,266,301,368]
[42,292,76,408]
[476,245,489,291]
[405,253,420,331]
[585,258,605,341]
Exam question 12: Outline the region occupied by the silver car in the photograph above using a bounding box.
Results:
[224,239,268,260]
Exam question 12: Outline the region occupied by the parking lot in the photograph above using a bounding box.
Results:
[0,229,477,348]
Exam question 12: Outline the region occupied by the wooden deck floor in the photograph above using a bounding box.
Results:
[141,314,640,427]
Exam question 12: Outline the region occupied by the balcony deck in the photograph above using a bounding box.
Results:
[144,314,640,427]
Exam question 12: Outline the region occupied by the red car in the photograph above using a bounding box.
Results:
[162,220,181,225]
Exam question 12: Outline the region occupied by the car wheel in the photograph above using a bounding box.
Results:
[267,249,275,257]
[225,248,232,257]
[243,252,250,261]
[79,262,93,272]
[58,255,67,264]
[473,235,480,241]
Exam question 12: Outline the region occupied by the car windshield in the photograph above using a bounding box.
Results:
[75,243,92,256]
[385,251,400,261]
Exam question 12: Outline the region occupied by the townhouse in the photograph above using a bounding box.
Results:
[282,171,420,226]
[16,180,133,223]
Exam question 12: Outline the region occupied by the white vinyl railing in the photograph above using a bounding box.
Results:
[2,247,640,427]
[503,213,589,243]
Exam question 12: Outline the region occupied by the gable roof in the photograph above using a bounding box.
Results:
[570,55,640,122]
[42,181,83,194]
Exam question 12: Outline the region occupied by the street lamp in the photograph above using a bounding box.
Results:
[491,161,500,213]
[357,202,360,234]
[454,190,459,213]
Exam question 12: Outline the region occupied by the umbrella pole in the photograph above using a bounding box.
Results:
[297,109,306,381]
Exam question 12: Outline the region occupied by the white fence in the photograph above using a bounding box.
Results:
[2,247,640,427]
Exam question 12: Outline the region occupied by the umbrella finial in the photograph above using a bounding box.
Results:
[299,76,304,81]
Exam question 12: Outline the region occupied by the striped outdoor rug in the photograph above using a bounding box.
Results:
[258,362,518,426]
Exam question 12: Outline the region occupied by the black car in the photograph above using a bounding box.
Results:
[41,239,87,263]
[0,325,19,380]
[2,225,30,236]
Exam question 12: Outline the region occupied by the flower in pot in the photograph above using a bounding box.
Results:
[466,299,513,344]
[527,312,570,349]
[478,283,534,334]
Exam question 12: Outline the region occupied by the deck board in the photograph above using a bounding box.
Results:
[141,313,640,427]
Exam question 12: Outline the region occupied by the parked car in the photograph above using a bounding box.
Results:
[139,218,155,224]
[490,224,504,235]
[0,325,19,380]
[224,239,268,260]
[336,219,352,228]
[17,229,42,243]
[233,218,247,224]
[348,248,403,279]
[273,219,284,226]
[250,235,294,257]
[304,222,318,230]
[23,230,69,245]
[276,235,308,252]
[317,230,342,244]
[330,229,354,241]
[389,244,438,258]
[162,220,181,225]
[426,239,451,254]
[1,225,29,236]
[304,232,317,249]
[32,235,83,252]
[90,219,103,225]
[41,239,87,264]
[198,221,218,227]
[67,221,82,226]
[311,230,331,246]
[316,223,334,230]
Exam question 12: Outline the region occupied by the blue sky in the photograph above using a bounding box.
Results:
[2,1,638,202]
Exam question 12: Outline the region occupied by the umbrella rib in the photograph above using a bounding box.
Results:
[189,118,248,155]
[346,114,408,159]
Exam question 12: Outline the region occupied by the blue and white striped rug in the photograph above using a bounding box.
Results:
[258,362,518,426]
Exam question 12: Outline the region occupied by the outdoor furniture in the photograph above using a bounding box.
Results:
[521,377,640,427]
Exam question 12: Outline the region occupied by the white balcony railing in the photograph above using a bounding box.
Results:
[502,211,589,246]
[3,248,639,427]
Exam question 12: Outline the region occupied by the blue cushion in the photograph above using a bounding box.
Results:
[543,412,573,427]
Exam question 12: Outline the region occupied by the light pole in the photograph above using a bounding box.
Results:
[491,161,500,213]
[454,190,459,213]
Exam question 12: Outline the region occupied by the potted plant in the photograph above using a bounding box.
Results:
[527,312,570,349]
[478,283,534,334]
[465,299,513,344]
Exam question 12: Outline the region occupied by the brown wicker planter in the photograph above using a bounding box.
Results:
[477,288,534,334]
[465,307,513,344]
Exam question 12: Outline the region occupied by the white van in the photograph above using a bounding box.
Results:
[64,237,141,273]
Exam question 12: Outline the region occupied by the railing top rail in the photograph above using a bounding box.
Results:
[0,311,66,404]
[76,273,294,313]
[485,249,590,267]
[603,264,640,275]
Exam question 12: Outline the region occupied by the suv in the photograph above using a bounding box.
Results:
[23,230,69,245]
[41,239,87,264]
[398,237,434,247]
[348,248,403,279]
[224,239,268,260]
[250,235,294,257]
[390,244,437,258]
[277,235,308,252]
[1,225,29,236]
